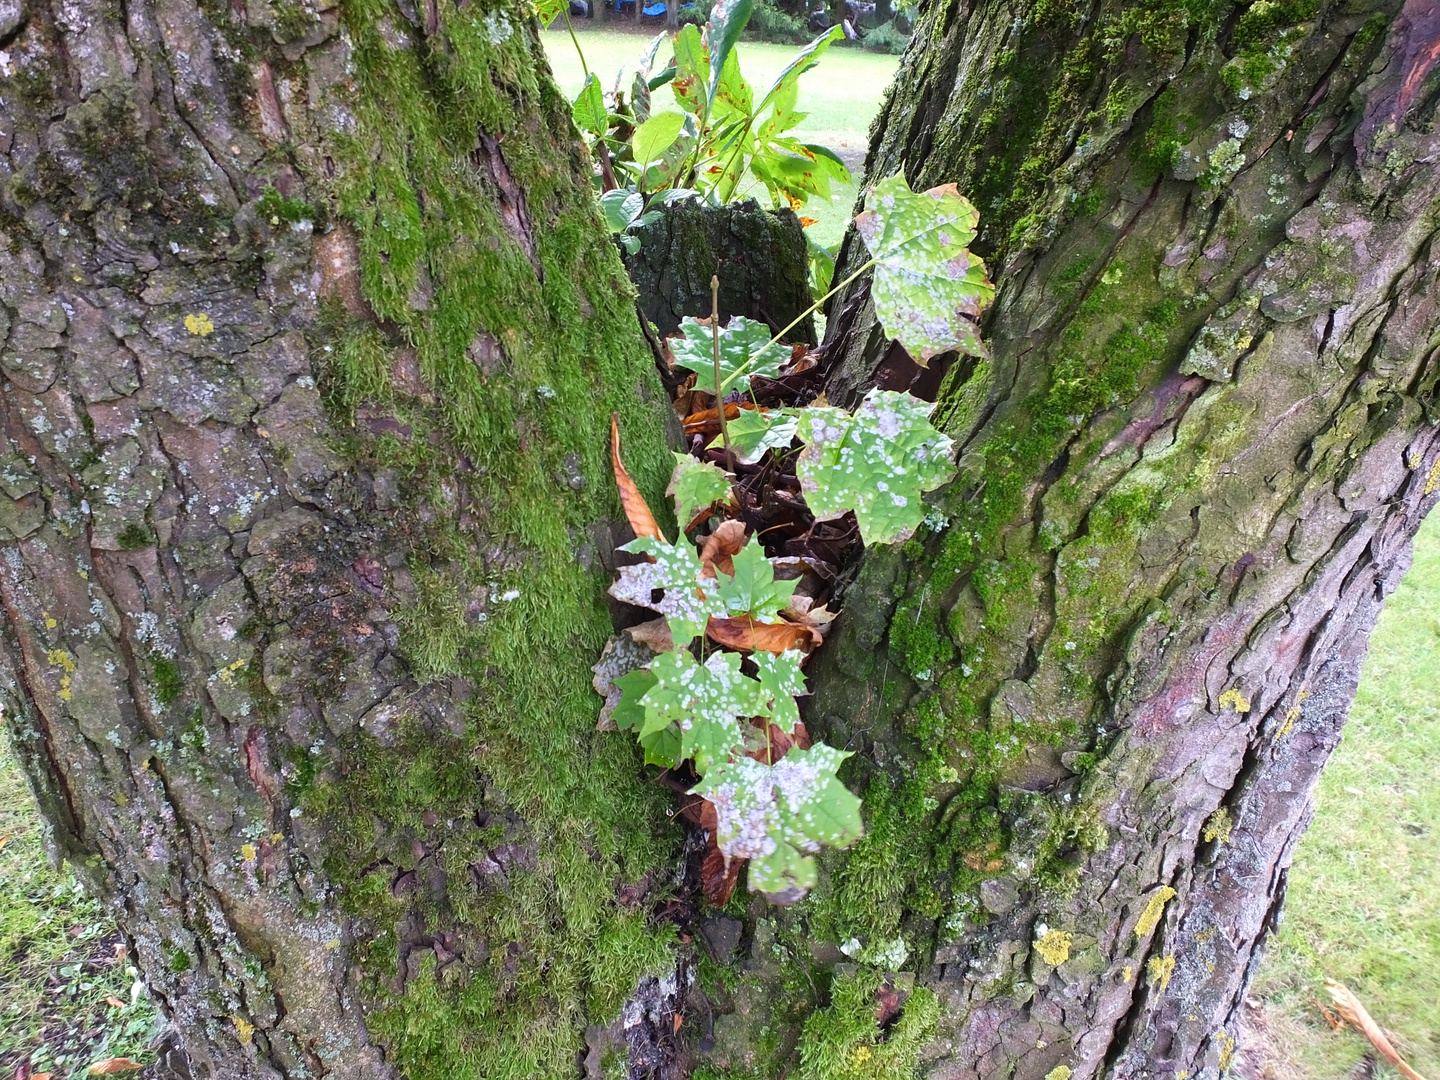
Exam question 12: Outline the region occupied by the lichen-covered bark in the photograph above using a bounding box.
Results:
[0,1,685,1077]
[751,0,1439,1077]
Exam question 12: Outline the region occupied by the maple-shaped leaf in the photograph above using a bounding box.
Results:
[856,174,995,363]
[691,742,862,898]
[572,73,608,136]
[707,407,798,464]
[716,541,798,622]
[794,389,956,544]
[612,536,729,645]
[642,650,768,774]
[592,634,659,731]
[669,316,785,394]
[751,649,808,733]
[668,453,733,528]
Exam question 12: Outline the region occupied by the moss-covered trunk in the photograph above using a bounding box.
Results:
[0,1,687,1076]
[778,0,1440,1076]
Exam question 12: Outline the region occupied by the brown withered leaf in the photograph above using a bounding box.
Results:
[875,979,910,1025]
[699,519,748,579]
[625,617,675,653]
[682,401,765,438]
[1326,980,1430,1080]
[744,719,811,764]
[610,414,665,544]
[701,844,743,906]
[87,1061,144,1076]
[707,616,816,654]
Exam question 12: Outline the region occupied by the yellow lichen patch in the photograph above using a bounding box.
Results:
[231,1015,255,1046]
[1122,963,1134,983]
[1203,807,1233,844]
[1045,1068,1073,1080]
[1147,954,1176,992]
[850,1045,873,1068]
[184,313,216,336]
[1215,1030,1235,1071]
[46,648,76,673]
[43,613,57,630]
[1425,458,1440,496]
[1218,688,1250,713]
[1034,929,1073,966]
[1276,687,1309,739]
[240,843,257,862]
[215,659,247,687]
[1135,886,1176,939]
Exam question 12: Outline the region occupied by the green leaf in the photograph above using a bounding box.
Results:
[535,0,568,25]
[793,389,956,544]
[667,453,733,527]
[632,111,687,171]
[572,73,608,136]
[669,315,785,393]
[612,668,658,733]
[855,173,995,362]
[671,24,709,115]
[599,189,644,233]
[709,407,799,464]
[642,650,768,774]
[690,742,863,897]
[750,140,850,205]
[711,47,753,120]
[612,536,729,645]
[751,649,808,733]
[754,25,842,118]
[716,541,798,622]
[706,0,755,108]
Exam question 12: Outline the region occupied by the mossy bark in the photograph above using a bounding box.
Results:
[0,1,685,1077]
[780,0,1440,1077]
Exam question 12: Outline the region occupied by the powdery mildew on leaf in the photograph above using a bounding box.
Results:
[794,389,956,544]
[716,541,799,622]
[691,742,862,895]
[667,453,733,527]
[612,536,729,645]
[669,315,785,393]
[708,407,799,464]
[751,649,808,733]
[641,650,769,774]
[856,174,994,362]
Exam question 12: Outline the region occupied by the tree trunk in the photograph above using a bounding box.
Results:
[0,1,685,1077]
[775,0,1439,1077]
[4,0,1440,1079]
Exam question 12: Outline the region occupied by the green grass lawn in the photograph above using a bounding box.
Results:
[1243,508,1440,1080]
[0,727,159,1078]
[540,24,900,246]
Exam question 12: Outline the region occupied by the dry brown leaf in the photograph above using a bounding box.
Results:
[32,1073,54,1080]
[682,401,763,438]
[625,617,675,653]
[610,414,664,544]
[104,995,125,1009]
[699,520,748,578]
[707,616,816,654]
[87,1060,144,1076]
[1326,979,1429,1080]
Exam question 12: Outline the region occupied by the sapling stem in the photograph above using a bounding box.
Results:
[562,10,590,81]
[718,256,877,394]
[711,275,735,469]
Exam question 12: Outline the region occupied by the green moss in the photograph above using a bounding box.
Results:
[150,656,184,706]
[795,968,940,1080]
[116,523,153,550]
[255,186,315,226]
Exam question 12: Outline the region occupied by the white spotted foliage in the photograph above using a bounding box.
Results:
[667,453,733,527]
[856,174,995,363]
[691,743,863,896]
[669,315,785,393]
[708,408,798,464]
[640,650,768,774]
[611,536,728,645]
[794,389,956,544]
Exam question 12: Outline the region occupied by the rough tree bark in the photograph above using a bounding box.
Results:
[780,0,1440,1077]
[1,1,1438,1080]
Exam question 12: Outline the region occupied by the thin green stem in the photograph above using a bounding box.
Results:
[711,275,735,469]
[718,256,876,393]
[563,10,590,82]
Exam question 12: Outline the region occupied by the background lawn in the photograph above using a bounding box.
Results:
[540,24,901,245]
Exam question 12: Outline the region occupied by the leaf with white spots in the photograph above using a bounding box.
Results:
[641,650,769,774]
[751,649,808,733]
[669,315,785,394]
[707,408,799,464]
[856,174,994,363]
[690,742,862,898]
[715,541,798,623]
[612,536,729,646]
[667,453,733,528]
[793,389,956,544]
[612,668,681,767]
